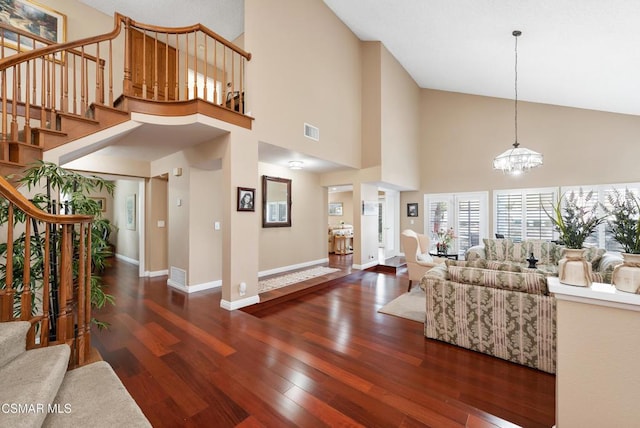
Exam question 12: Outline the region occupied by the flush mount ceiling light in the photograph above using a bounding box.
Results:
[288,160,304,170]
[493,30,543,176]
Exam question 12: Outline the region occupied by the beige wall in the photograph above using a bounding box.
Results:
[145,177,168,273]
[361,42,382,169]
[380,44,421,190]
[258,162,327,272]
[113,179,140,261]
[245,0,362,169]
[420,89,640,193]
[352,183,379,266]
[328,191,353,226]
[556,299,640,426]
[151,151,191,278]
[189,168,223,286]
[402,88,640,235]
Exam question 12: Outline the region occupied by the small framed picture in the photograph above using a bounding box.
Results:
[362,201,378,216]
[407,203,419,217]
[237,187,255,212]
[328,202,343,216]
[90,197,106,212]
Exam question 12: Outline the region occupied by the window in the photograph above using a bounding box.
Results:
[425,192,488,258]
[562,183,640,251]
[187,69,222,104]
[494,188,556,242]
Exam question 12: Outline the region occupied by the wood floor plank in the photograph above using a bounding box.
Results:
[284,385,366,428]
[143,298,236,357]
[91,257,556,427]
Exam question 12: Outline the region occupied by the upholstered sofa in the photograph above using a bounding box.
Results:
[421,262,556,373]
[465,238,622,283]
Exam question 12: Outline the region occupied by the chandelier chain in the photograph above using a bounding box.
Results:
[514,31,519,147]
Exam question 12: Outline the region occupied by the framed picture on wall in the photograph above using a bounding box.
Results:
[237,187,255,212]
[362,201,378,216]
[407,203,418,217]
[125,194,136,230]
[328,202,343,216]
[90,197,106,212]
[0,0,67,52]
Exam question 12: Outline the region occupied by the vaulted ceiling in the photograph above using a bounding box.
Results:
[81,0,640,116]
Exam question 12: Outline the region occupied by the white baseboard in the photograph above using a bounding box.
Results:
[144,269,169,278]
[220,295,260,311]
[352,260,379,270]
[167,279,222,293]
[115,253,139,266]
[258,257,329,278]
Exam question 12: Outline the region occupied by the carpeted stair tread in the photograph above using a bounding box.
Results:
[0,321,30,368]
[43,361,151,428]
[0,345,70,428]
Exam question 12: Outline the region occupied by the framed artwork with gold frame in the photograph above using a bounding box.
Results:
[0,0,66,52]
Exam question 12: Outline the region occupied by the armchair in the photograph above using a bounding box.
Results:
[401,229,444,292]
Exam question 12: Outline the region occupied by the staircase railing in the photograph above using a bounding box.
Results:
[0,12,251,159]
[0,175,93,368]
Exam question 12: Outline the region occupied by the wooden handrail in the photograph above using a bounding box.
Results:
[0,175,91,224]
[0,23,104,65]
[0,14,124,71]
[126,17,252,60]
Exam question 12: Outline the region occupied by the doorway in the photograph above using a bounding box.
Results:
[378,189,399,260]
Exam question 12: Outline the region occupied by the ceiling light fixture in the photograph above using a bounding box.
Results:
[493,30,543,175]
[288,160,304,170]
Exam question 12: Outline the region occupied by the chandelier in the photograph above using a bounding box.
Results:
[493,30,543,175]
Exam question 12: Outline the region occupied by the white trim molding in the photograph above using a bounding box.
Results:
[220,295,260,311]
[258,258,329,278]
[352,260,379,270]
[144,269,169,278]
[115,253,139,266]
[167,279,222,294]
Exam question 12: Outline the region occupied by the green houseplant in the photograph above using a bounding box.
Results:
[0,161,115,330]
[545,189,605,286]
[604,189,640,293]
[545,189,605,249]
[605,189,640,254]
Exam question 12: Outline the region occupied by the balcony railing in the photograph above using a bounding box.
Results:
[0,13,251,156]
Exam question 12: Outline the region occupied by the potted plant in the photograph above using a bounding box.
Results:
[545,189,605,286]
[604,189,640,293]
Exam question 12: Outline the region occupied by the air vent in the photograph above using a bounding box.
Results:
[304,123,319,141]
[170,266,187,287]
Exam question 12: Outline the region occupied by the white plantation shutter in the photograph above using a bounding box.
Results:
[525,191,555,240]
[495,188,557,242]
[426,192,488,257]
[496,193,523,241]
[428,200,449,240]
[457,198,481,256]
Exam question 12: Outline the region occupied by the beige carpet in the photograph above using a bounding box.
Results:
[378,287,426,323]
[258,266,341,293]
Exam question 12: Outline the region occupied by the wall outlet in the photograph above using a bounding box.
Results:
[157,220,165,228]
[214,221,220,230]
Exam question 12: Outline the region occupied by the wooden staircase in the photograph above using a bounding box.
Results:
[0,13,252,180]
[0,104,132,178]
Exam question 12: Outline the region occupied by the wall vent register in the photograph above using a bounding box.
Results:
[304,123,320,141]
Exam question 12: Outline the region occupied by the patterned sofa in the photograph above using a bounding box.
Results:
[465,238,622,283]
[421,262,556,373]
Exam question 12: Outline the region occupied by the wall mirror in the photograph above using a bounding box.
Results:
[262,175,292,227]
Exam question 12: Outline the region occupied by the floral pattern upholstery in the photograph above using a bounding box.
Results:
[422,266,556,374]
[466,239,617,282]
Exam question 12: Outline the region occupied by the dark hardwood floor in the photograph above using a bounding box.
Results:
[92,256,555,428]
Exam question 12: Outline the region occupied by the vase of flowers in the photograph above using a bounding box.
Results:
[435,227,456,255]
[605,189,640,293]
[546,189,605,286]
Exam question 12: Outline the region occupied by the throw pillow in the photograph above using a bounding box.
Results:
[417,253,434,263]
[483,238,507,261]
